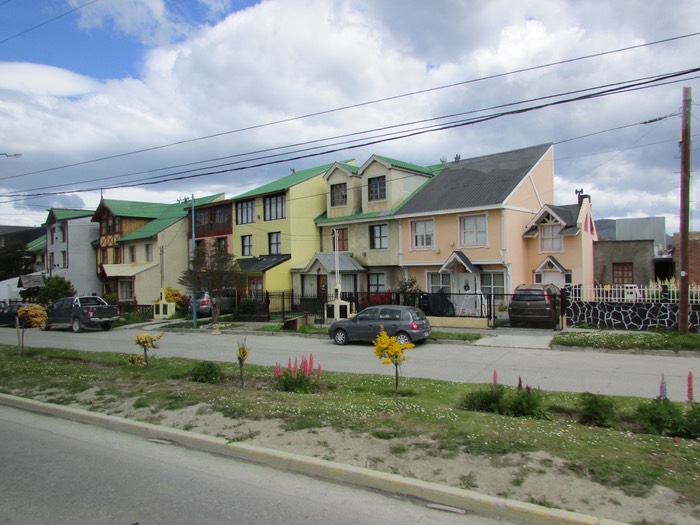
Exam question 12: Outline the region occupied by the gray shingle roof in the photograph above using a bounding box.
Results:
[237,255,291,273]
[396,143,552,215]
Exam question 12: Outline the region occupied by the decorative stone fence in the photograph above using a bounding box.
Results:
[568,300,700,333]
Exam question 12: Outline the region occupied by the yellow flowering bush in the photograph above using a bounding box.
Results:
[134,332,163,366]
[16,304,48,353]
[237,338,250,388]
[373,327,414,395]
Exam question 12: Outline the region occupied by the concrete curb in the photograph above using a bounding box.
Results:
[0,393,628,525]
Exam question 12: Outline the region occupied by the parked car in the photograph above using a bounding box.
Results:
[507,283,561,328]
[44,296,120,333]
[0,303,29,327]
[188,291,236,317]
[328,305,431,345]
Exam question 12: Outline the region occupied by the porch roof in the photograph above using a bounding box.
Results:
[237,254,291,273]
[102,263,158,277]
[439,251,480,273]
[297,252,365,273]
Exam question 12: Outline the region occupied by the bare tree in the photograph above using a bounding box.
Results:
[178,243,244,323]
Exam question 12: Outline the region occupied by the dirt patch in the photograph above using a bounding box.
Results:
[59,388,700,525]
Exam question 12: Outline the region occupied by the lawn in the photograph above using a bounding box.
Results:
[1,342,698,511]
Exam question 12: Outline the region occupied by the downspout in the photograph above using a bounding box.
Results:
[501,208,512,292]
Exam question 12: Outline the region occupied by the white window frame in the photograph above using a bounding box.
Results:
[118,279,134,301]
[460,214,487,247]
[411,219,434,249]
[428,272,451,293]
[368,273,385,293]
[145,243,153,262]
[540,223,562,252]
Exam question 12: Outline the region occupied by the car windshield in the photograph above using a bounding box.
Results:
[513,290,546,301]
[409,308,426,320]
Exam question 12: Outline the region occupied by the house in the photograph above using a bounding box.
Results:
[309,156,439,299]
[42,208,101,295]
[232,162,342,297]
[595,217,673,285]
[673,231,700,284]
[92,194,224,304]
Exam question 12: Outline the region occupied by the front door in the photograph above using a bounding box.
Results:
[248,277,262,300]
[317,274,328,301]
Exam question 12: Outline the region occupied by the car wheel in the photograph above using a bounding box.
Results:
[71,317,83,333]
[101,322,112,331]
[395,332,412,345]
[333,329,349,345]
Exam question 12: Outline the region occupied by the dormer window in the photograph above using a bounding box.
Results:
[368,176,386,202]
[540,223,562,251]
[330,183,347,207]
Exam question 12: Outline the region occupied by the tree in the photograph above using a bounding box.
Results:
[17,304,48,354]
[178,243,244,323]
[373,328,415,395]
[0,238,33,281]
[37,276,76,305]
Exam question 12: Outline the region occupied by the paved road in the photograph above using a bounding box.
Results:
[0,405,505,525]
[0,325,697,399]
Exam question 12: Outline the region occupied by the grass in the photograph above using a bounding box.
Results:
[553,330,700,352]
[1,343,698,507]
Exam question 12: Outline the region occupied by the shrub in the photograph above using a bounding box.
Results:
[579,392,617,427]
[458,385,508,414]
[636,397,685,436]
[508,386,548,419]
[239,299,258,315]
[190,361,225,384]
[684,402,700,438]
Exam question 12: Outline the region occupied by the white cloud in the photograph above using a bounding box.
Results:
[0,62,100,96]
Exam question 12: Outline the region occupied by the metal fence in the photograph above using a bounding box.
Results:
[567,284,700,303]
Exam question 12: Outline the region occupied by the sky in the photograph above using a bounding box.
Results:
[0,0,698,235]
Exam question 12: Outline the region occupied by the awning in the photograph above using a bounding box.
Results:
[102,263,158,277]
[535,256,567,274]
[237,254,291,273]
[439,251,480,274]
[18,272,46,288]
[295,252,365,274]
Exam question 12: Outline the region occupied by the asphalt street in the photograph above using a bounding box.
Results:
[0,324,697,399]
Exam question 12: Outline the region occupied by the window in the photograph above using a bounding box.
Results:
[114,247,122,264]
[195,209,209,225]
[428,272,451,293]
[612,263,633,284]
[236,200,255,224]
[264,193,286,221]
[412,220,434,248]
[333,228,348,251]
[241,235,252,256]
[461,214,487,246]
[330,183,347,206]
[368,273,385,293]
[540,224,562,251]
[107,216,114,234]
[145,244,153,262]
[101,247,108,264]
[369,224,388,249]
[216,237,228,253]
[480,272,505,299]
[115,217,121,233]
[59,225,66,243]
[368,176,386,201]
[50,227,55,245]
[49,252,54,269]
[61,251,67,268]
[214,207,229,224]
[129,246,136,263]
[269,232,281,254]
[118,280,133,301]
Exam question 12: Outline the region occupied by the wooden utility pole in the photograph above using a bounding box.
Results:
[679,87,692,334]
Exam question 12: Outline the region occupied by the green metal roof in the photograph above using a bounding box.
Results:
[45,208,94,224]
[118,194,223,243]
[98,199,170,219]
[233,162,337,200]
[372,155,439,176]
[26,235,46,252]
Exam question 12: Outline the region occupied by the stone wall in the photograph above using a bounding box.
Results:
[568,301,700,333]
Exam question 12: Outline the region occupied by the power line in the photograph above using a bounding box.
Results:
[2,67,696,202]
[0,0,102,46]
[4,30,699,182]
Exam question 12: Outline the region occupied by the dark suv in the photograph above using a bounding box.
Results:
[507,284,561,328]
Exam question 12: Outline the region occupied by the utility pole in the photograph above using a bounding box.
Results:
[679,87,692,334]
[191,195,197,328]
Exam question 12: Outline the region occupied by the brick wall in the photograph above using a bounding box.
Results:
[672,232,700,284]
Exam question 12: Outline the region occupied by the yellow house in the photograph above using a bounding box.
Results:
[308,156,438,299]
[232,162,341,296]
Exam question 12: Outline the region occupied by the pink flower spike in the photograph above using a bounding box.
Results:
[287,357,292,371]
[293,358,298,379]
[316,364,322,382]
[493,369,498,385]
[517,376,522,390]
[688,371,694,402]
[309,354,314,373]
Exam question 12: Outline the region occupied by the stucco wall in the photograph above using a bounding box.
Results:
[594,240,655,285]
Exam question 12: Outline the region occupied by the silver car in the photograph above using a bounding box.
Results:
[328,305,431,345]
